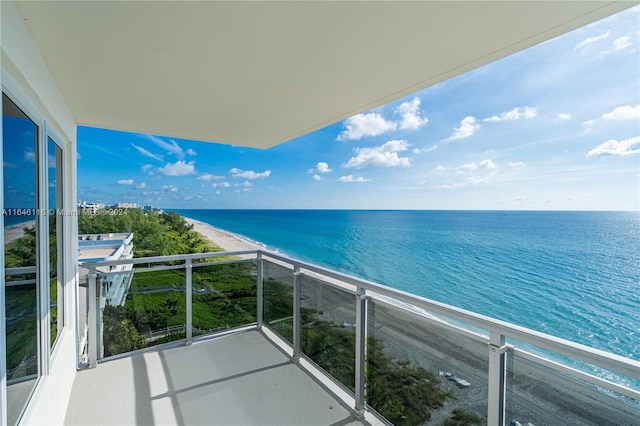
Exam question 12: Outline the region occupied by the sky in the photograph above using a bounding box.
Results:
[78,7,640,211]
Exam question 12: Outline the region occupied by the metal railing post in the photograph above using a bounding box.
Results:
[87,268,98,368]
[354,286,367,416]
[487,331,507,426]
[292,266,302,362]
[185,258,193,345]
[256,252,263,330]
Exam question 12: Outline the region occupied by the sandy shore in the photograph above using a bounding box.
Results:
[4,220,35,244]
[184,217,263,252]
[185,216,639,425]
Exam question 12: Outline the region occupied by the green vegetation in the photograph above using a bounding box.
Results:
[367,339,452,425]
[261,279,452,425]
[78,209,218,256]
[102,305,147,357]
[5,225,38,379]
[441,408,485,425]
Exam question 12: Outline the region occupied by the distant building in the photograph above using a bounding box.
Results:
[78,232,134,306]
[79,202,105,215]
[116,202,138,209]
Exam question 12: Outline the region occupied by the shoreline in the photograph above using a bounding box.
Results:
[4,220,36,245]
[184,217,264,252]
[183,214,639,425]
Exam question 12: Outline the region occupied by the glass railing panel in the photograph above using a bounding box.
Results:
[262,260,294,343]
[300,274,356,391]
[505,349,640,426]
[191,261,257,336]
[367,298,489,425]
[98,267,186,358]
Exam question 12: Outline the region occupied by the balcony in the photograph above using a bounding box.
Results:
[75,250,640,425]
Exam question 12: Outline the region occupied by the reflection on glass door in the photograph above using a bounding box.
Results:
[49,138,64,348]
[3,94,40,425]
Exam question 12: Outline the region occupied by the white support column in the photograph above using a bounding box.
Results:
[354,286,367,416]
[87,268,98,368]
[292,266,302,362]
[487,331,507,426]
[185,259,192,345]
[256,252,263,330]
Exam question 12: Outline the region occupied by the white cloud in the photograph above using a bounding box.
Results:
[455,159,497,173]
[186,148,197,156]
[117,179,134,185]
[135,182,147,189]
[456,162,479,172]
[229,168,271,180]
[479,159,497,170]
[508,161,526,169]
[161,185,179,192]
[345,140,411,169]
[308,162,332,174]
[574,32,609,51]
[557,113,572,121]
[132,144,163,161]
[612,36,632,51]
[434,164,447,172]
[414,144,438,155]
[24,150,35,163]
[483,106,537,122]
[602,104,640,121]
[395,97,429,130]
[586,136,640,158]
[215,190,221,195]
[141,164,152,173]
[131,144,162,161]
[213,182,232,188]
[196,173,224,181]
[583,105,639,130]
[337,113,397,141]
[339,175,370,183]
[159,160,196,176]
[312,174,322,181]
[447,116,480,140]
[146,135,185,159]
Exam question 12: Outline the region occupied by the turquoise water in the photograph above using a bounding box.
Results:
[176,209,639,363]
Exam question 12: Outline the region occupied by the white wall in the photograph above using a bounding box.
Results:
[1,1,79,424]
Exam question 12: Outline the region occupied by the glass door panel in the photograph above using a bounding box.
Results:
[3,93,40,425]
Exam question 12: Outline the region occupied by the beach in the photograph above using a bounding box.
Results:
[185,217,264,252]
[4,220,35,245]
[184,216,639,425]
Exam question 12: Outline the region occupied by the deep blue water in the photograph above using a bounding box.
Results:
[176,209,640,363]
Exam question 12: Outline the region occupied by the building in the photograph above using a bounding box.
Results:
[115,203,138,209]
[78,233,134,307]
[1,2,638,425]
[77,202,105,216]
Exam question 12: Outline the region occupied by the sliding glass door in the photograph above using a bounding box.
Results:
[3,93,40,425]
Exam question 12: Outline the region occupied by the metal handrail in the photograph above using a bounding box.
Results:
[79,248,640,423]
[260,250,640,381]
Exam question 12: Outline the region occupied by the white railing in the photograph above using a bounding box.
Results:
[79,249,640,426]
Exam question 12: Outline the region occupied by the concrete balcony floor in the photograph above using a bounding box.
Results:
[65,328,373,425]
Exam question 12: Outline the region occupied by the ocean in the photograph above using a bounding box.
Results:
[175,209,639,364]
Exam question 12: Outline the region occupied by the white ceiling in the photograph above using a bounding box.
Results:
[15,1,635,148]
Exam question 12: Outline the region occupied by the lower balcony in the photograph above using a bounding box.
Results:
[74,250,640,425]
